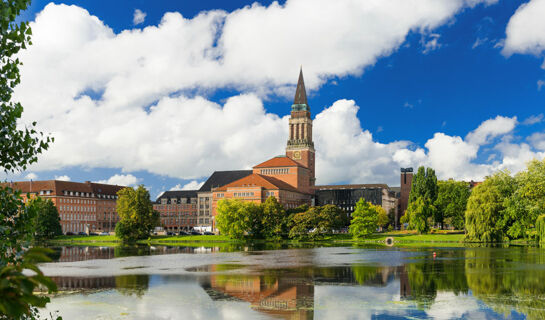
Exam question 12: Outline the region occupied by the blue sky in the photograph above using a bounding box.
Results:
[7,0,545,198]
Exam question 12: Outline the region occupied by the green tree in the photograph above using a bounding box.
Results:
[503,159,545,239]
[435,180,470,230]
[0,0,57,317]
[28,198,63,240]
[404,197,435,234]
[288,207,320,240]
[261,196,287,239]
[216,199,254,239]
[465,171,515,242]
[317,205,347,233]
[536,215,545,244]
[377,205,389,230]
[115,185,159,243]
[349,199,379,239]
[409,167,438,204]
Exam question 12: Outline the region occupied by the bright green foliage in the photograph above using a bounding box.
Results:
[377,206,389,229]
[0,1,59,318]
[0,187,58,319]
[288,207,320,240]
[349,199,379,239]
[465,171,515,242]
[261,197,287,239]
[536,215,545,244]
[435,180,470,230]
[28,198,63,240]
[115,186,159,243]
[503,159,545,239]
[404,197,435,234]
[409,167,438,205]
[0,0,53,173]
[216,199,256,239]
[316,205,348,234]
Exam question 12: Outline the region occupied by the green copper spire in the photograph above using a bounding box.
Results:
[291,67,310,111]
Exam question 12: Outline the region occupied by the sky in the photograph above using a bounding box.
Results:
[5,0,545,199]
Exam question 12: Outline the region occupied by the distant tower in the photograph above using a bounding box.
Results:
[398,168,413,228]
[286,68,315,188]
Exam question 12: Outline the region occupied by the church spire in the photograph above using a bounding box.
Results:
[292,67,310,112]
[293,67,308,105]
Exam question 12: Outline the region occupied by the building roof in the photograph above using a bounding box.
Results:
[157,190,198,200]
[214,173,301,193]
[314,184,390,190]
[293,67,308,106]
[198,170,253,192]
[3,180,125,196]
[253,156,306,169]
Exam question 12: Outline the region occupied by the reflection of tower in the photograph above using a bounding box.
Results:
[286,68,316,191]
[206,270,314,320]
[399,265,411,299]
[398,168,413,228]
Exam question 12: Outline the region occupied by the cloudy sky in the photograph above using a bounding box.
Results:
[6,0,545,198]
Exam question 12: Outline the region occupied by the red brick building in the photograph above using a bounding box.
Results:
[5,180,125,234]
[153,190,198,232]
[398,168,413,227]
[211,69,315,227]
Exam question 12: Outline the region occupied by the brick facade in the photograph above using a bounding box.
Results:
[5,180,125,234]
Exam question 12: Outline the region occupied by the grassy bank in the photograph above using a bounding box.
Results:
[49,232,466,247]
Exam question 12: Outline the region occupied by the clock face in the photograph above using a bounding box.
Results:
[293,151,301,160]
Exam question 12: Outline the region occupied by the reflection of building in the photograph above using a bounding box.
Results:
[204,271,314,320]
[49,276,117,290]
[56,246,115,262]
[153,190,198,232]
[4,180,125,234]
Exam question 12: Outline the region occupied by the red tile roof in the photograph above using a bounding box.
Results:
[253,156,306,168]
[214,173,300,193]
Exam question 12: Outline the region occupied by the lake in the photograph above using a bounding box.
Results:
[38,244,545,319]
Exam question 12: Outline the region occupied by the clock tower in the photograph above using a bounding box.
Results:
[286,68,316,188]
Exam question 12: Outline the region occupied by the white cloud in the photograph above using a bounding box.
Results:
[465,115,517,145]
[54,175,71,181]
[171,180,204,191]
[503,0,545,66]
[421,33,442,54]
[133,9,146,25]
[25,172,38,180]
[96,174,140,186]
[538,80,545,91]
[15,0,541,187]
[523,113,544,125]
[527,132,545,151]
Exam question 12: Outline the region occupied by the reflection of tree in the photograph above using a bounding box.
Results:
[351,265,382,285]
[404,250,469,309]
[465,247,545,320]
[115,274,149,297]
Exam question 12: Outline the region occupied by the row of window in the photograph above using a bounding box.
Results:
[234,192,255,197]
[59,198,96,205]
[59,205,96,212]
[260,168,290,175]
[61,190,118,199]
[60,213,96,221]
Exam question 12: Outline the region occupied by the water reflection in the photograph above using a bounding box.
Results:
[43,246,545,319]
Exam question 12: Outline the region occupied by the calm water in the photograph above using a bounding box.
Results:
[38,244,545,319]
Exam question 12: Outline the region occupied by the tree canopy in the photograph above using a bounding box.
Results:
[115,185,159,243]
[28,198,63,240]
[349,199,379,239]
[435,180,470,230]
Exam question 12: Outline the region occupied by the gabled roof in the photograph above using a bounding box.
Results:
[3,180,126,196]
[214,173,300,193]
[253,156,306,169]
[198,170,253,192]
